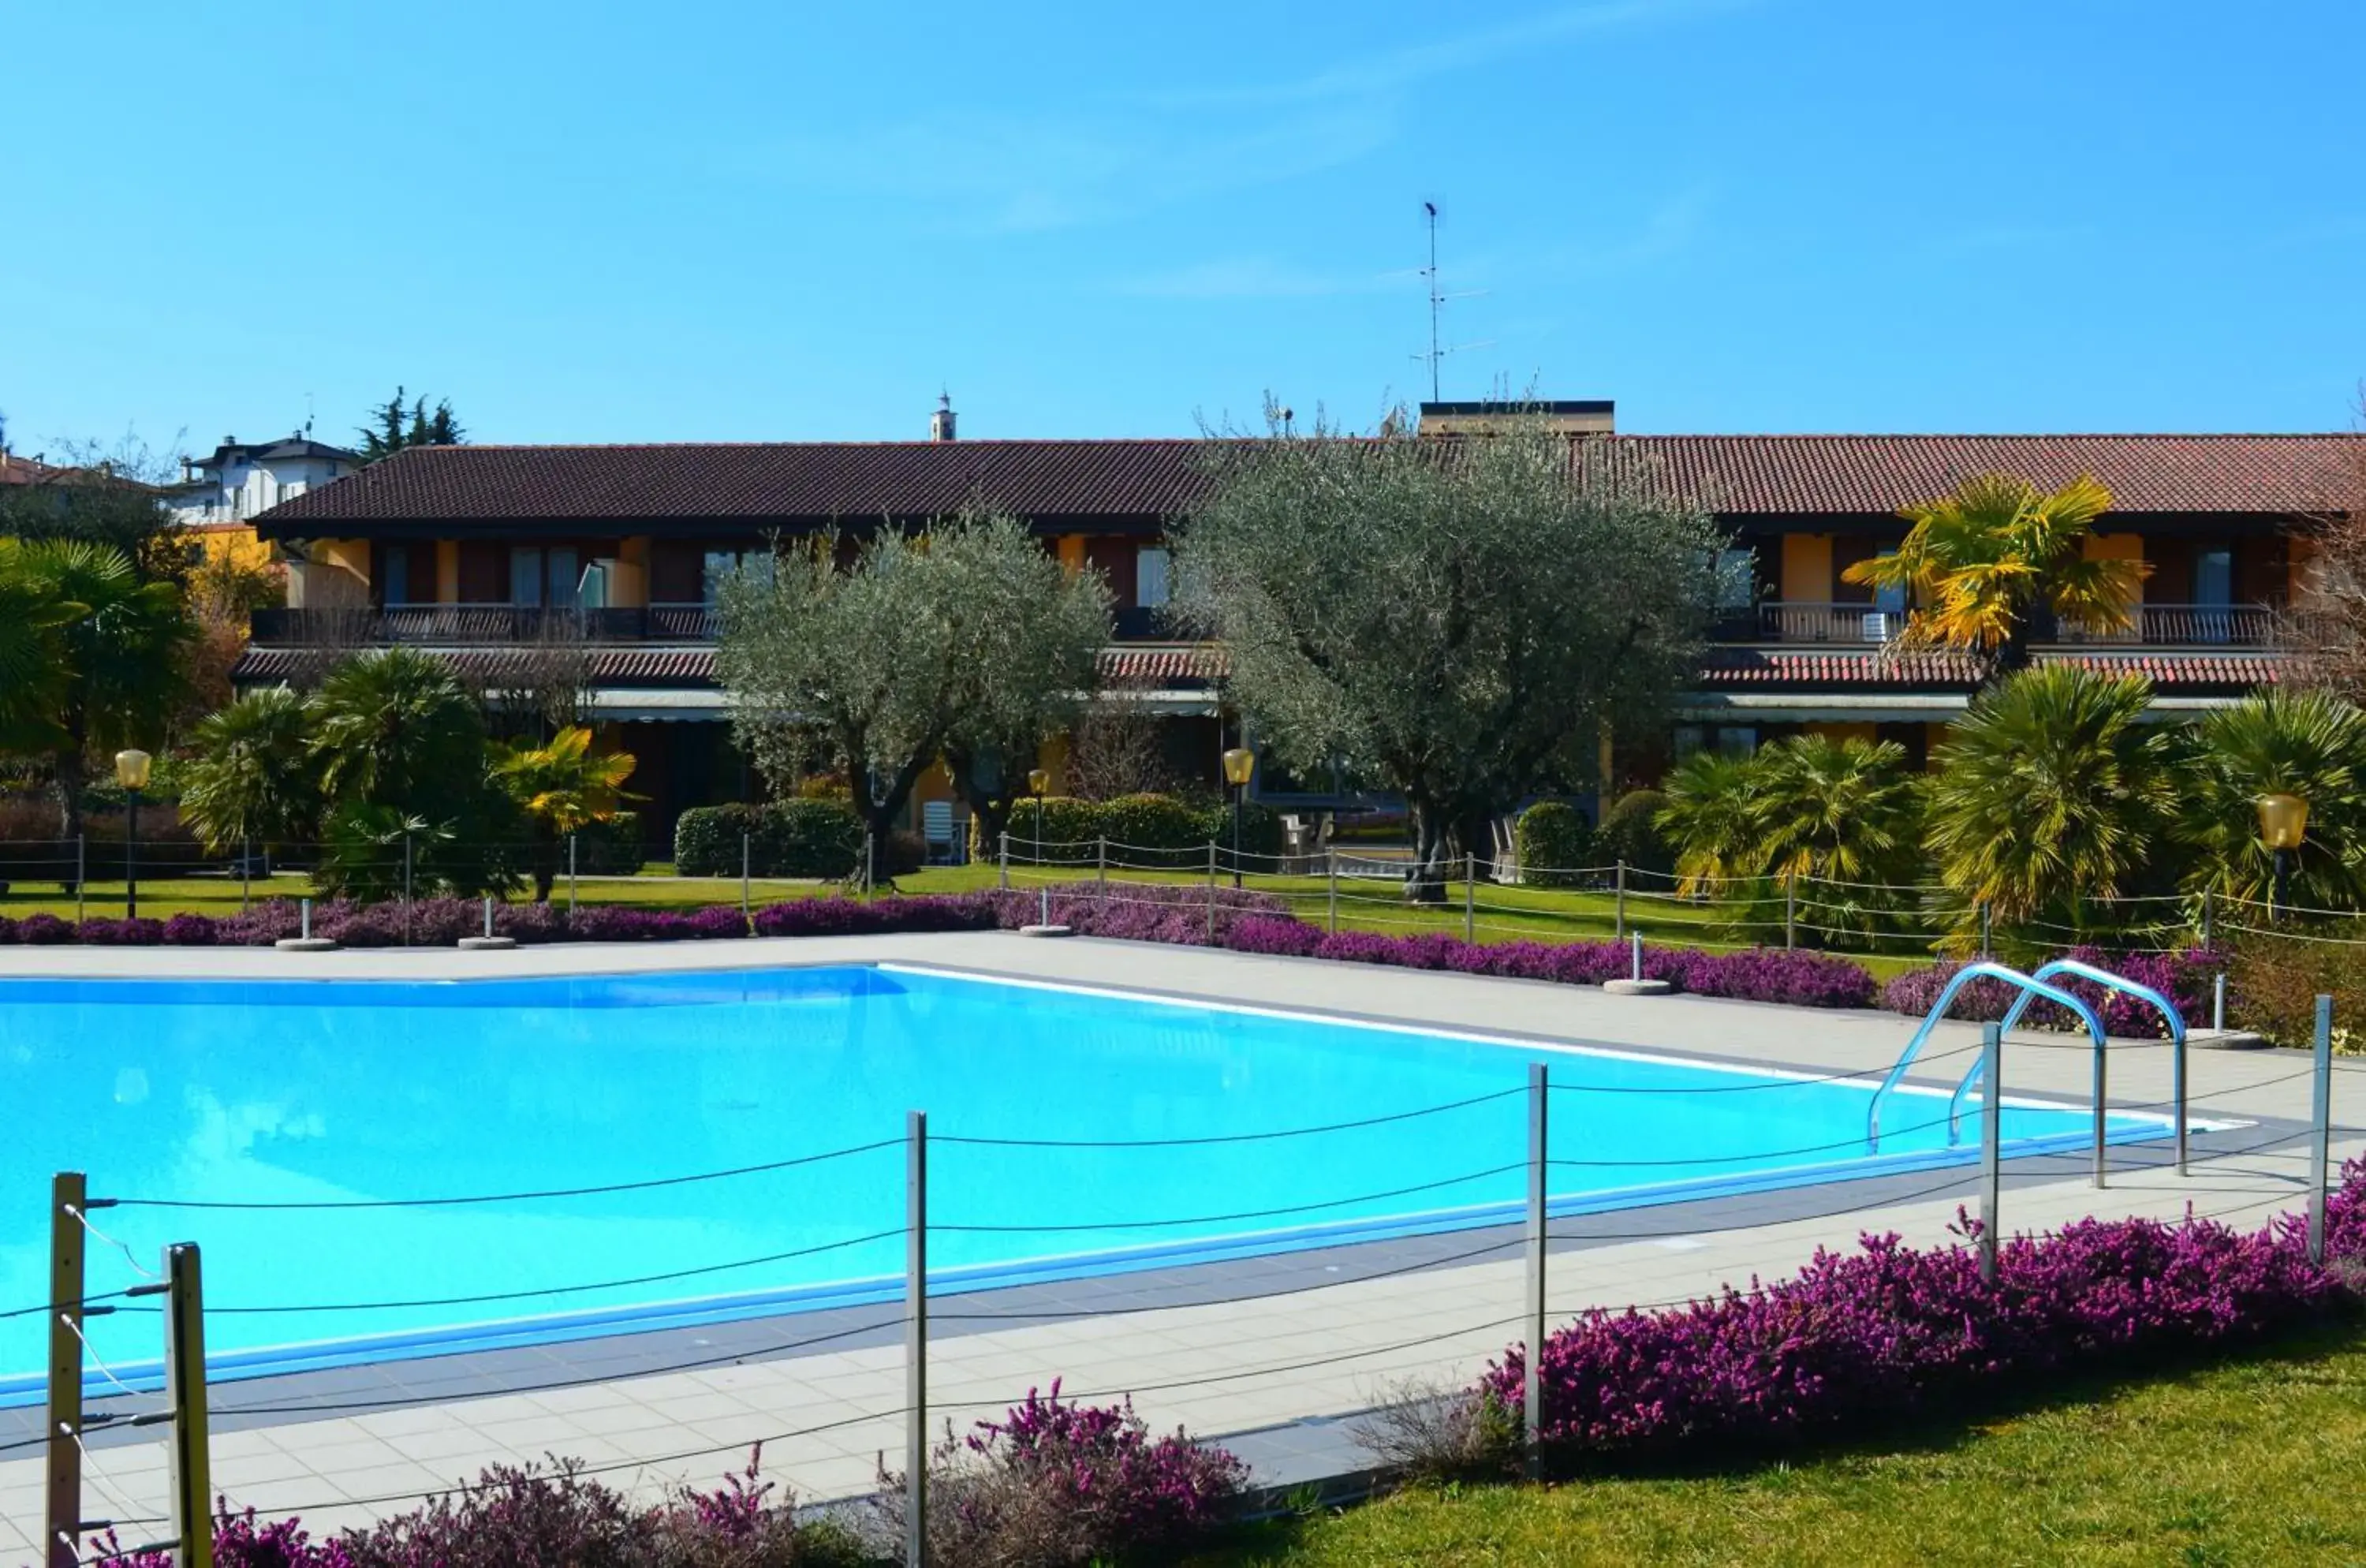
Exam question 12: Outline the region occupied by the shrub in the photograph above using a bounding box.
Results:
[162,913,219,946]
[20,913,73,944]
[995,794,1105,864]
[2226,930,2366,1051]
[1514,801,1598,889]
[675,800,866,879]
[1480,1162,2365,1472]
[570,811,647,876]
[752,893,998,938]
[1597,789,1673,878]
[874,1382,1245,1566]
[988,881,1287,944]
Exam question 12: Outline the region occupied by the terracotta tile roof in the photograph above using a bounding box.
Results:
[1697,648,2285,691]
[1617,433,2360,517]
[256,440,1218,530]
[253,431,2361,533]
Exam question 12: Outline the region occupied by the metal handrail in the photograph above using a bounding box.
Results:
[1948,958,2189,1177]
[1865,963,2107,1176]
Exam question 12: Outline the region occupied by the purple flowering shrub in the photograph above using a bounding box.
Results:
[91,1452,868,1568]
[988,880,1288,944]
[752,892,998,937]
[875,1381,1247,1565]
[1223,918,1880,1009]
[1480,1160,2366,1471]
[1883,946,2224,1037]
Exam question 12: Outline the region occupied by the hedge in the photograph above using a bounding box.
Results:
[1514,801,1597,889]
[674,800,863,877]
[1596,789,1673,876]
[985,792,1285,868]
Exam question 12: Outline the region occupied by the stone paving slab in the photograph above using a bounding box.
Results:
[0,935,2354,1558]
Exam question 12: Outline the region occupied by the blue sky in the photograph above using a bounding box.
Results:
[5,0,2360,454]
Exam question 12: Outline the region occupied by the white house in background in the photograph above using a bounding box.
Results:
[166,433,361,525]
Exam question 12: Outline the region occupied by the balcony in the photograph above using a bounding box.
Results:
[254,602,1185,646]
[251,604,718,644]
[1723,602,2276,648]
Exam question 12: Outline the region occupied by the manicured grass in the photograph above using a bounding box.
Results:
[0,862,1929,978]
[1192,1324,2366,1567]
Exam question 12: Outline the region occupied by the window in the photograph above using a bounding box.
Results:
[1716,726,1759,759]
[509,546,582,608]
[383,548,410,606]
[1672,725,1706,759]
[1713,548,1755,610]
[701,548,773,603]
[1136,547,1171,608]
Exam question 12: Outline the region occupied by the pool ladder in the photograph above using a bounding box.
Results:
[1865,958,2189,1188]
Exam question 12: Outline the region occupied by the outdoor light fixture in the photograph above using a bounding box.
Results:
[1028,767,1051,864]
[2256,792,2309,920]
[1222,746,1256,889]
[115,749,152,920]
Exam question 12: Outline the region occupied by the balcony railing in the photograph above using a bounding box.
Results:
[1725,602,2276,648]
[255,601,1189,647]
[250,604,720,644]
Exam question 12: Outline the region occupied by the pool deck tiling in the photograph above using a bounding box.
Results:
[0,934,2354,1555]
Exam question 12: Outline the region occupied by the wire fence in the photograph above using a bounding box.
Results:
[13,1007,2355,1563]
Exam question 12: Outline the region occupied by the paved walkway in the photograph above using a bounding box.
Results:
[0,934,2353,1558]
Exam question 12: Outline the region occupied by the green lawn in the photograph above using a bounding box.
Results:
[1192,1324,2366,1567]
[0,862,1927,978]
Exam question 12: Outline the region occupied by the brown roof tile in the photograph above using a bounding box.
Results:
[1697,648,2284,691]
[254,432,2361,533]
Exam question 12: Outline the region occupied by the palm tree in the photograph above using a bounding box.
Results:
[490,726,640,901]
[0,539,192,841]
[1844,473,2141,681]
[306,648,519,899]
[178,687,319,853]
[1656,749,1763,896]
[2178,688,2366,913]
[1926,665,2177,941]
[308,647,489,809]
[0,546,79,756]
[1748,734,1920,883]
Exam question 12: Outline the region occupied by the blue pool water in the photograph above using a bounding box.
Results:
[0,964,2166,1392]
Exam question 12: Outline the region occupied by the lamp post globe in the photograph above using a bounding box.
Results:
[1222,747,1256,889]
[2256,792,2309,920]
[115,749,153,920]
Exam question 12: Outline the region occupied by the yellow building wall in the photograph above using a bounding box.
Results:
[609,537,651,608]
[2291,535,2318,602]
[1781,535,1833,601]
[288,538,371,607]
[2084,532,2145,604]
[435,541,460,603]
[1057,535,1086,576]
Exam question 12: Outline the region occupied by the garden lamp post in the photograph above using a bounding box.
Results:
[1222,746,1256,890]
[115,749,152,920]
[2256,792,2309,921]
[1028,767,1050,867]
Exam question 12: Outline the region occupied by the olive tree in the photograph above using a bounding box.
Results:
[716,510,1110,883]
[1174,414,1720,900]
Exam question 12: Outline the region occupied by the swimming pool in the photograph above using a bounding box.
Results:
[0,962,2169,1394]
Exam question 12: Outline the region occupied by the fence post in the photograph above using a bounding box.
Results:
[1327,849,1338,935]
[1614,861,1626,943]
[998,831,1009,891]
[741,831,752,921]
[241,835,252,915]
[2212,971,2226,1032]
[1205,841,1218,944]
[864,831,875,898]
[165,1243,213,1568]
[905,1110,928,1568]
[2200,886,2215,950]
[2309,994,2334,1266]
[1785,872,1797,950]
[1630,931,1644,984]
[1979,901,1991,959]
[76,834,86,924]
[1096,833,1107,894]
[1464,853,1476,943]
[568,832,579,916]
[1523,1062,1548,1480]
[2090,996,2109,1191]
[45,1172,85,1568]
[403,831,415,946]
[1978,1023,2002,1286]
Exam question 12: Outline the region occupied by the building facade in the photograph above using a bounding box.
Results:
[166,435,362,528]
[238,407,2360,846]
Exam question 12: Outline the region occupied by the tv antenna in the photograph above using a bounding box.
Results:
[1413,200,1490,402]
